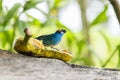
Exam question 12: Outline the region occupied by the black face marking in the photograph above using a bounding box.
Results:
[56,29,66,34]
[61,29,66,33]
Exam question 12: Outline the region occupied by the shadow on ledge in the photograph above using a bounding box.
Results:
[0,49,120,80]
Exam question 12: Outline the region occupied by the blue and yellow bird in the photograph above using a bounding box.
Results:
[35,29,66,48]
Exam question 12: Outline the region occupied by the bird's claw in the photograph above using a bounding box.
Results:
[51,47,59,51]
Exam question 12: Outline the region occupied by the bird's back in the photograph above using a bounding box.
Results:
[36,33,62,46]
[35,29,66,46]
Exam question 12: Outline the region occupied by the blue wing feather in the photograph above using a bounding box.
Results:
[35,32,63,46]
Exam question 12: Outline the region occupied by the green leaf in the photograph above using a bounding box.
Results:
[32,19,41,27]
[48,0,70,9]
[54,0,69,8]
[117,45,120,67]
[102,47,117,67]
[0,0,2,12]
[3,3,21,26]
[77,40,85,55]
[17,20,27,35]
[0,32,7,48]
[99,31,111,52]
[118,45,120,56]
[23,0,43,11]
[66,33,74,47]
[0,30,13,49]
[90,5,108,26]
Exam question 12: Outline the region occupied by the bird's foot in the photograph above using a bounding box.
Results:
[44,47,48,50]
[62,49,72,54]
[51,47,59,51]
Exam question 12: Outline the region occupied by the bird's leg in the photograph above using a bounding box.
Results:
[51,46,59,51]
[44,47,48,50]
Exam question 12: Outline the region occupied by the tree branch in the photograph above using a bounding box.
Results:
[109,0,120,23]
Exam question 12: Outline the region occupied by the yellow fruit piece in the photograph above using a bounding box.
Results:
[14,37,73,62]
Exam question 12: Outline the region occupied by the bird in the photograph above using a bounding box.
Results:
[35,29,66,49]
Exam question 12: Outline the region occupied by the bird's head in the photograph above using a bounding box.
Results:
[55,29,66,35]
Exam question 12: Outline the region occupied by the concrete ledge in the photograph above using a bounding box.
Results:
[0,49,120,80]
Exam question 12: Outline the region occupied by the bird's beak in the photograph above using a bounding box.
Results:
[62,29,66,33]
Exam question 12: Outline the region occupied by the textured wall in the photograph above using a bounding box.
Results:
[0,50,120,80]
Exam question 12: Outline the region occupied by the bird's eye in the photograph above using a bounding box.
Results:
[60,31,64,34]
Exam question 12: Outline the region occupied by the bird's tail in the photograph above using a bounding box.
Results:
[35,36,42,40]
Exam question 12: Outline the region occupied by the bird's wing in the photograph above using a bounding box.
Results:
[35,35,46,40]
[35,34,54,40]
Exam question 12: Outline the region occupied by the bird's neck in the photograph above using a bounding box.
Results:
[54,33,63,38]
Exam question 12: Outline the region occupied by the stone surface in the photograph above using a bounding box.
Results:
[0,49,120,80]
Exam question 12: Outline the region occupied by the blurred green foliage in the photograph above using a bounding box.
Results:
[0,0,119,68]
